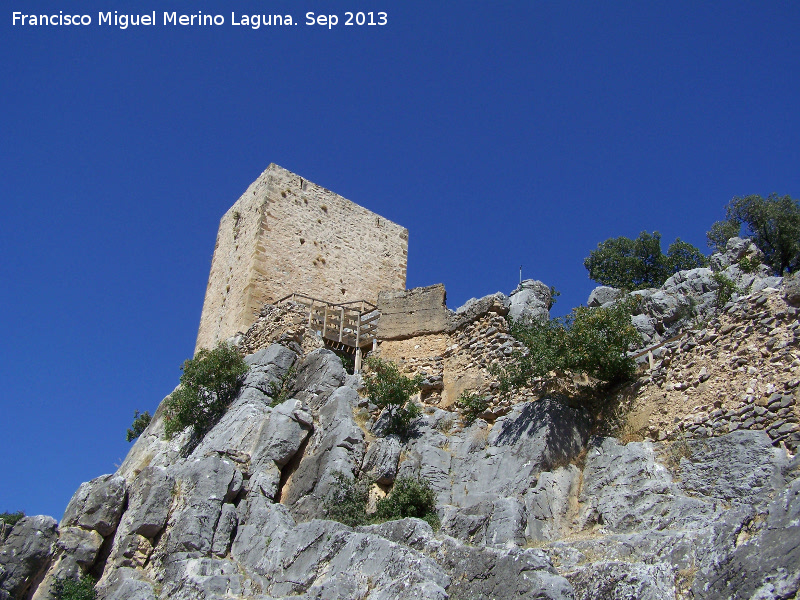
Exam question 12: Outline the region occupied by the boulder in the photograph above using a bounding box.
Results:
[587,286,622,307]
[784,271,800,306]
[0,516,58,599]
[61,474,127,537]
[508,279,553,323]
[361,435,402,485]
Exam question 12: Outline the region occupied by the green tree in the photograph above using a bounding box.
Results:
[494,297,641,395]
[125,410,152,442]
[707,194,800,274]
[363,357,423,437]
[164,342,249,439]
[584,231,706,290]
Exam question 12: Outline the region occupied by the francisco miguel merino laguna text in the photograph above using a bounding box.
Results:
[11,11,388,29]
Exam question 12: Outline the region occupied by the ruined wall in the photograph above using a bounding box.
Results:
[196,164,408,351]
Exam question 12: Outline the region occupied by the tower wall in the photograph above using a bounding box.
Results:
[196,164,408,351]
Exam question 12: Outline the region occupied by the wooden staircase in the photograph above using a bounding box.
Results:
[276,293,379,372]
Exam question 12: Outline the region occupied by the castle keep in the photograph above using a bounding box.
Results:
[196,164,408,351]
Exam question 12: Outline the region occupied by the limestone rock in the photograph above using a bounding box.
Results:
[692,467,800,599]
[281,386,365,521]
[566,560,677,600]
[508,279,553,323]
[95,567,157,600]
[447,399,590,507]
[290,349,346,410]
[784,271,800,306]
[677,430,788,510]
[587,285,622,307]
[0,516,58,599]
[361,435,402,484]
[579,437,719,533]
[61,474,127,537]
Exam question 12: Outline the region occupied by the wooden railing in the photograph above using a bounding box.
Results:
[276,293,379,353]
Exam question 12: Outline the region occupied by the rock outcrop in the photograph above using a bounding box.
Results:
[3,255,799,599]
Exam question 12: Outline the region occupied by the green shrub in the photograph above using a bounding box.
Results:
[125,410,152,442]
[457,391,490,425]
[267,365,296,407]
[52,575,97,600]
[323,472,371,527]
[363,357,423,437]
[737,255,759,273]
[712,272,739,309]
[164,342,249,439]
[494,297,641,394]
[323,472,439,530]
[374,476,440,530]
[0,511,24,526]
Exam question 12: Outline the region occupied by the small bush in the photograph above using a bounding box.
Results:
[267,365,296,407]
[737,255,759,273]
[374,476,440,530]
[712,272,739,309]
[164,342,249,439]
[125,410,152,442]
[52,575,97,600]
[323,472,371,527]
[457,391,490,425]
[0,511,24,526]
[363,357,423,437]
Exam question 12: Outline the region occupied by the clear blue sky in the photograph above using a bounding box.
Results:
[2,1,799,519]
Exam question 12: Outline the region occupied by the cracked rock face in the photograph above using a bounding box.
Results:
[7,323,800,600]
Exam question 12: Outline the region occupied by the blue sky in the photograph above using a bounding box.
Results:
[2,1,799,519]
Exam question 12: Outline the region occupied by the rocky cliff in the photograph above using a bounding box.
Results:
[2,255,799,600]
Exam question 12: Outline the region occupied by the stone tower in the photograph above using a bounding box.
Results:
[196,164,408,351]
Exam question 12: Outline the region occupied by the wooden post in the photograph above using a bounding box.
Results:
[322,306,329,340]
[308,300,314,328]
[339,307,345,342]
[355,347,362,374]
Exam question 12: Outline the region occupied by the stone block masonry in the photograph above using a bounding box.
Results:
[196,164,408,351]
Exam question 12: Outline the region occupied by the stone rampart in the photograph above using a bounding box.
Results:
[196,164,408,351]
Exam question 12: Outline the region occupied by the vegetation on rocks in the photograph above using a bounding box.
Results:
[0,511,24,526]
[267,365,296,407]
[363,357,423,437]
[125,410,151,442]
[712,272,739,309]
[164,342,249,439]
[457,391,490,425]
[707,193,800,274]
[324,472,439,530]
[52,575,97,600]
[495,297,642,396]
[584,231,707,290]
[323,472,372,527]
[374,476,440,529]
